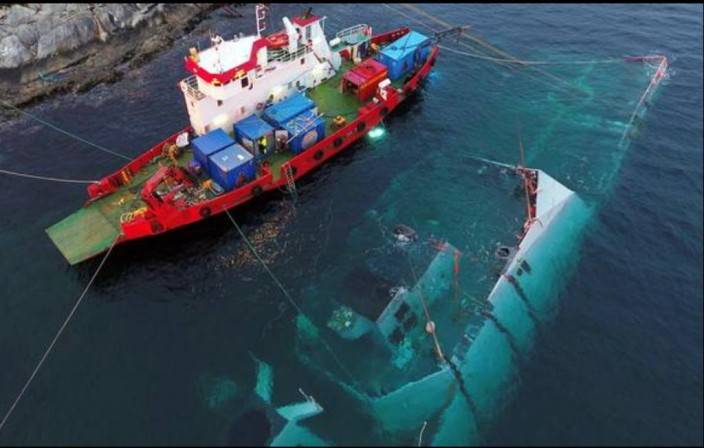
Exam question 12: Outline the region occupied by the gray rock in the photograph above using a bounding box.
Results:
[73,15,98,44]
[98,4,136,32]
[0,35,32,68]
[39,4,69,17]
[3,4,38,27]
[36,17,97,60]
[14,23,40,48]
[66,4,91,15]
[35,15,58,36]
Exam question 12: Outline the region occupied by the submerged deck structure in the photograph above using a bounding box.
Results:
[289,161,594,445]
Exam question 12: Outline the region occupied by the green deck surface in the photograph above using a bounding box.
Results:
[46,150,195,265]
[308,59,362,134]
[46,206,120,265]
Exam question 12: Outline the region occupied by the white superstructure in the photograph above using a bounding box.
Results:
[179,6,341,136]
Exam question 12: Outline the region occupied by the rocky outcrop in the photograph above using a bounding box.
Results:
[0,4,178,69]
[0,3,227,114]
[0,34,33,68]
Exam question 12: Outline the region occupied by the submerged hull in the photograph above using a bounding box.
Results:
[47,30,439,265]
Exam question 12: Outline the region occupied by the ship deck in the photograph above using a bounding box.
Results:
[46,149,197,264]
[308,59,362,134]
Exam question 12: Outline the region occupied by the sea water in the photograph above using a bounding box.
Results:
[0,3,701,446]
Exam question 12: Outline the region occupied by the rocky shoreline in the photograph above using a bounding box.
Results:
[0,3,228,117]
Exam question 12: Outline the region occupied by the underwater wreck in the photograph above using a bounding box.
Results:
[288,161,593,445]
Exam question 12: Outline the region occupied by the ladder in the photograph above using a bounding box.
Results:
[284,163,298,200]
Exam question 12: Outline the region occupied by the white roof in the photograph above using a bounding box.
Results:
[198,36,256,74]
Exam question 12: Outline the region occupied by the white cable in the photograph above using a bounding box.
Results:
[0,237,118,434]
[0,168,98,184]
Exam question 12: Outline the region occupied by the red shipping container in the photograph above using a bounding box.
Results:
[341,58,389,102]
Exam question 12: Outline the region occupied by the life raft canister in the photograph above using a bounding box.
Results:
[265,31,289,49]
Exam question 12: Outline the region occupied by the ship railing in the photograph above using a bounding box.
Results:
[267,43,312,64]
[335,24,370,45]
[181,75,205,101]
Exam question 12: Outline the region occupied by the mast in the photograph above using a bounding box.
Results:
[256,3,269,37]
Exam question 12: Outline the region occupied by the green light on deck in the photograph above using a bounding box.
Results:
[368,127,385,139]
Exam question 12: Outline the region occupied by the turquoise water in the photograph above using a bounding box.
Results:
[0,4,701,445]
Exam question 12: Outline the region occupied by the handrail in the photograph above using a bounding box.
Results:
[336,24,369,40]
[181,75,205,100]
[268,43,312,64]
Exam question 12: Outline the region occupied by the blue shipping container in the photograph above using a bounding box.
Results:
[192,128,235,168]
[262,92,316,128]
[283,110,326,154]
[207,144,256,191]
[233,114,275,158]
[376,31,431,80]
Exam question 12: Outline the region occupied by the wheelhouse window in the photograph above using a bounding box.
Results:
[241,76,249,88]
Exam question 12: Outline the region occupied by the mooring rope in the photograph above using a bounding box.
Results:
[618,56,668,146]
[438,44,621,66]
[381,3,515,71]
[404,246,482,429]
[0,100,131,161]
[224,210,366,396]
[390,3,593,97]
[405,256,445,360]
[0,168,98,184]
[0,236,118,434]
[418,420,428,446]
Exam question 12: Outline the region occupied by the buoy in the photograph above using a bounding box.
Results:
[425,321,436,334]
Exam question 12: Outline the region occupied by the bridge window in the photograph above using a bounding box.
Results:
[300,57,305,65]
[217,99,223,107]
[241,76,249,88]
